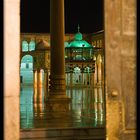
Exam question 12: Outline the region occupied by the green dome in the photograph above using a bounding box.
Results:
[74,32,83,41]
[67,40,92,48]
[66,25,93,48]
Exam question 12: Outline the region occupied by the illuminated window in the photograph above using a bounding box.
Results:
[20,55,33,84]
[29,41,35,51]
[22,41,28,52]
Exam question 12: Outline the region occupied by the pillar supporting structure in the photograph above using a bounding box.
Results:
[44,68,49,101]
[33,69,37,88]
[46,0,70,112]
[37,68,41,88]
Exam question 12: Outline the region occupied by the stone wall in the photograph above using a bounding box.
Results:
[105,0,136,139]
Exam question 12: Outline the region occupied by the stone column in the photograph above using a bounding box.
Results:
[98,62,102,85]
[94,88,98,120]
[101,56,104,86]
[33,69,37,87]
[44,69,49,101]
[43,69,46,85]
[4,0,20,139]
[50,0,66,96]
[40,70,43,87]
[94,62,98,85]
[47,0,70,111]
[37,69,40,88]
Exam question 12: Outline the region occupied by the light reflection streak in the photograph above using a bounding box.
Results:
[34,71,37,87]
[20,85,105,129]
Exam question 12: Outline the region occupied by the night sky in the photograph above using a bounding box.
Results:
[20,0,103,33]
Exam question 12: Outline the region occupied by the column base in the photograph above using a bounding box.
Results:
[46,92,71,112]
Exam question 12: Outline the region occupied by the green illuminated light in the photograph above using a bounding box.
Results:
[22,41,28,52]
[29,41,35,51]
[67,40,92,48]
[66,31,93,48]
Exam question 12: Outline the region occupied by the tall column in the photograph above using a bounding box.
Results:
[50,0,66,96]
[47,0,70,111]
[40,70,43,87]
[33,69,37,87]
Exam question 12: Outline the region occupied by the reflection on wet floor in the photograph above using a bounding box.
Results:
[20,85,105,129]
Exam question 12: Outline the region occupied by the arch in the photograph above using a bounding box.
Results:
[29,40,35,51]
[84,66,91,73]
[22,40,28,52]
[83,66,92,85]
[20,55,33,69]
[20,55,34,85]
[73,66,82,83]
[74,66,81,73]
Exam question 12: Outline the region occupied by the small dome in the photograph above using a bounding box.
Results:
[36,40,50,50]
[74,32,83,41]
[66,25,92,48]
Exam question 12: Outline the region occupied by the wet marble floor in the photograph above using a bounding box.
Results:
[20,85,105,129]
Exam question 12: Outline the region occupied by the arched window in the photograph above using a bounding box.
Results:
[20,55,33,69]
[73,67,81,83]
[20,55,33,84]
[84,66,91,73]
[29,41,35,51]
[22,41,28,52]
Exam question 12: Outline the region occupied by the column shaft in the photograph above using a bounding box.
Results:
[50,0,66,95]
[37,69,40,88]
[46,0,70,112]
[33,70,37,87]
